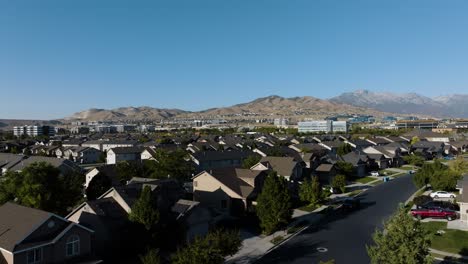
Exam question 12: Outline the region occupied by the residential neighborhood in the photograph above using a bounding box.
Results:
[1,121,468,263]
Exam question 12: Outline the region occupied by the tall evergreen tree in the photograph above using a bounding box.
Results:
[299,177,322,205]
[367,207,433,264]
[256,171,293,234]
[129,186,159,230]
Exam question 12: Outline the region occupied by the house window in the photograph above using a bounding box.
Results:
[221,200,227,209]
[27,248,42,264]
[66,235,80,257]
[193,181,198,187]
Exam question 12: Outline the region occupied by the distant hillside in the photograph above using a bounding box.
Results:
[330,90,468,118]
[191,95,393,119]
[66,107,189,121]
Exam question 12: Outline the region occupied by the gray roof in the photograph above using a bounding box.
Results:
[0,202,52,252]
[109,147,144,154]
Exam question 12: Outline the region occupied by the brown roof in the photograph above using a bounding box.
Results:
[200,168,258,199]
[0,202,51,252]
[316,164,335,172]
[259,156,298,177]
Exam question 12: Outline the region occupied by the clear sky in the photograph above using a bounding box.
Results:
[2,0,468,119]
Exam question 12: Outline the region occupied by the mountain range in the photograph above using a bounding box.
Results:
[330,90,468,118]
[65,90,468,121]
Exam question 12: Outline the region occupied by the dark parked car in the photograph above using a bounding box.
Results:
[419,201,460,211]
[341,198,360,211]
[411,207,458,221]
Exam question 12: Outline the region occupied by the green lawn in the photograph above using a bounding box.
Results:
[399,165,417,171]
[422,222,468,255]
[354,176,376,184]
[379,169,396,175]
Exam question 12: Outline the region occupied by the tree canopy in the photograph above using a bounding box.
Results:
[0,162,84,215]
[242,155,261,169]
[367,206,433,264]
[413,160,463,191]
[299,176,322,205]
[256,171,293,234]
[337,143,353,157]
[171,229,241,264]
[129,186,159,231]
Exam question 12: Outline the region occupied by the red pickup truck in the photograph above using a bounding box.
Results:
[411,208,458,221]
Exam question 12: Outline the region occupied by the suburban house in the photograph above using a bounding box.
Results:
[56,147,102,164]
[67,178,183,259]
[190,150,257,172]
[363,145,406,167]
[0,153,82,175]
[456,176,468,227]
[140,147,158,161]
[449,141,468,155]
[171,199,211,241]
[106,147,143,165]
[82,140,137,152]
[340,151,373,177]
[0,202,95,264]
[192,168,267,216]
[314,163,338,185]
[401,130,450,143]
[251,156,306,182]
[410,141,446,159]
[84,164,119,189]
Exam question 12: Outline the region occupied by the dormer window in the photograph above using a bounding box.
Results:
[66,235,80,257]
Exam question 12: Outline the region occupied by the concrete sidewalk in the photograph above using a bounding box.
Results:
[225,207,326,264]
[430,248,468,261]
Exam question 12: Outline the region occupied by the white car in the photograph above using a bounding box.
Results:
[370,171,380,176]
[430,191,456,199]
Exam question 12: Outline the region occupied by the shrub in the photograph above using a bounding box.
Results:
[413,195,432,206]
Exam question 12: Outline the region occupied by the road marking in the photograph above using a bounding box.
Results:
[316,247,328,253]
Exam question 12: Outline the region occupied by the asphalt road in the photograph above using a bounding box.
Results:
[256,174,417,264]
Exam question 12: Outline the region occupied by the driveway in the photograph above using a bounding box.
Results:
[255,173,416,264]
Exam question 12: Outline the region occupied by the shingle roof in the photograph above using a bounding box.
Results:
[259,156,298,176]
[192,150,255,162]
[0,203,51,252]
[316,163,335,172]
[109,147,144,154]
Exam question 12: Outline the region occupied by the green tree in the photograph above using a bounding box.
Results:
[331,174,347,193]
[129,186,159,230]
[116,161,144,184]
[336,161,354,179]
[242,155,261,169]
[0,162,84,214]
[171,229,241,264]
[367,206,433,264]
[299,177,322,205]
[148,149,195,181]
[403,154,425,167]
[337,143,353,156]
[256,171,293,234]
[86,173,112,200]
[410,136,421,146]
[430,170,459,191]
[139,248,160,264]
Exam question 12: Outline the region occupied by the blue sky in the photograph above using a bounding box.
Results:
[1,0,468,119]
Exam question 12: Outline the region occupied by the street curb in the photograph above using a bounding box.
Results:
[253,214,325,263]
[430,248,468,262]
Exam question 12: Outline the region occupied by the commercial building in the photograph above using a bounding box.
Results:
[298,120,348,133]
[13,125,55,137]
[274,118,289,127]
[396,120,439,130]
